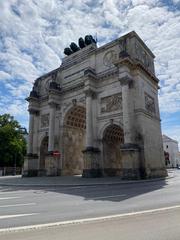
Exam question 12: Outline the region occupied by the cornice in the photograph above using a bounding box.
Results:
[114,56,159,85]
[61,82,84,95]
[97,112,123,121]
[97,68,118,81]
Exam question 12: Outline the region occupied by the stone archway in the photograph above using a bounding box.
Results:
[63,106,86,175]
[39,136,48,170]
[103,124,124,176]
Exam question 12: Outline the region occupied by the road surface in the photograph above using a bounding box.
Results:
[0,169,180,239]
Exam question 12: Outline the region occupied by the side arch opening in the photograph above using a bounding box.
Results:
[103,124,124,176]
[63,106,86,175]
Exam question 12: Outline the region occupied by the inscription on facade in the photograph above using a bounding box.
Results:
[101,93,122,113]
[145,93,156,114]
[41,114,49,128]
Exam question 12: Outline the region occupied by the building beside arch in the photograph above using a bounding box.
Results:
[23,31,167,179]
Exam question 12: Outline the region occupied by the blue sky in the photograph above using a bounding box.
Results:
[0,0,180,145]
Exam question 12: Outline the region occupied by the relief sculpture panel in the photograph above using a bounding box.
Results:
[145,92,156,114]
[101,93,122,113]
[41,114,49,128]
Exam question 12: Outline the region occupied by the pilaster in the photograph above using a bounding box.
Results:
[120,75,134,144]
[27,108,39,155]
[48,102,56,153]
[82,69,102,177]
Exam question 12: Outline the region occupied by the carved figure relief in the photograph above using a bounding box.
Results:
[41,114,49,128]
[134,41,152,72]
[103,50,117,68]
[145,93,156,114]
[101,93,122,113]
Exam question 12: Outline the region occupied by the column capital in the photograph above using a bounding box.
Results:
[84,88,96,98]
[48,101,58,108]
[119,76,133,87]
[28,108,39,115]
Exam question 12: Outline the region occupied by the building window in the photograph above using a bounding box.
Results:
[166,145,168,149]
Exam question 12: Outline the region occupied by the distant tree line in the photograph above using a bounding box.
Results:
[0,114,27,168]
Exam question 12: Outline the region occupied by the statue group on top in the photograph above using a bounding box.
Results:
[64,35,96,56]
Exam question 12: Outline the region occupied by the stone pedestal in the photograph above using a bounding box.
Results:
[45,154,61,176]
[82,147,102,178]
[22,154,39,177]
[120,144,141,180]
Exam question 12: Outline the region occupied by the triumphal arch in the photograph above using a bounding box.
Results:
[23,31,167,179]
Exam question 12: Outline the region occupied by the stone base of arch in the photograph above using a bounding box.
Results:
[82,147,102,178]
[22,154,39,177]
[45,154,61,176]
[120,144,142,180]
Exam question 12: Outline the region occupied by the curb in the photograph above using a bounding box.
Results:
[0,176,173,187]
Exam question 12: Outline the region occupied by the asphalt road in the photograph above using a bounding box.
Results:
[1,208,180,240]
[0,169,180,238]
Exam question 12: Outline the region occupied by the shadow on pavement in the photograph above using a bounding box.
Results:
[0,176,168,203]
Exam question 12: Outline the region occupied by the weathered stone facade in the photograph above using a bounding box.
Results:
[23,31,167,179]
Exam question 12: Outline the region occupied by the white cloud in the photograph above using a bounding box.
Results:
[0,0,179,133]
[172,0,180,4]
[0,71,12,81]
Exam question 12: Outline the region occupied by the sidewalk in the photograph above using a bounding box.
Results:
[0,171,174,187]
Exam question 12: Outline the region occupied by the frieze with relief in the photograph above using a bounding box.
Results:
[41,114,49,128]
[134,41,153,72]
[145,93,156,114]
[101,93,122,113]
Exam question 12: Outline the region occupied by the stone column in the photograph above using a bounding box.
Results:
[120,76,134,144]
[45,102,58,176]
[119,73,141,180]
[85,89,94,147]
[82,89,101,178]
[24,109,39,177]
[33,112,39,155]
[27,110,35,154]
[48,103,56,153]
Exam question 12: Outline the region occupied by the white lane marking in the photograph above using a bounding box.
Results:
[0,203,36,208]
[0,213,38,220]
[92,194,126,200]
[0,191,32,195]
[0,197,21,200]
[0,205,180,233]
[66,186,98,189]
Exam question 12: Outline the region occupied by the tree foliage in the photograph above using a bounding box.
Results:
[0,114,27,167]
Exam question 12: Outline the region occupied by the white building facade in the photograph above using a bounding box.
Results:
[163,135,180,168]
[23,31,167,179]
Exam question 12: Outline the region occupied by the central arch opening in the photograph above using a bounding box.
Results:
[103,124,124,176]
[63,106,86,175]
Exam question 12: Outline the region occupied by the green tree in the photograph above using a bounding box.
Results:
[0,114,27,167]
